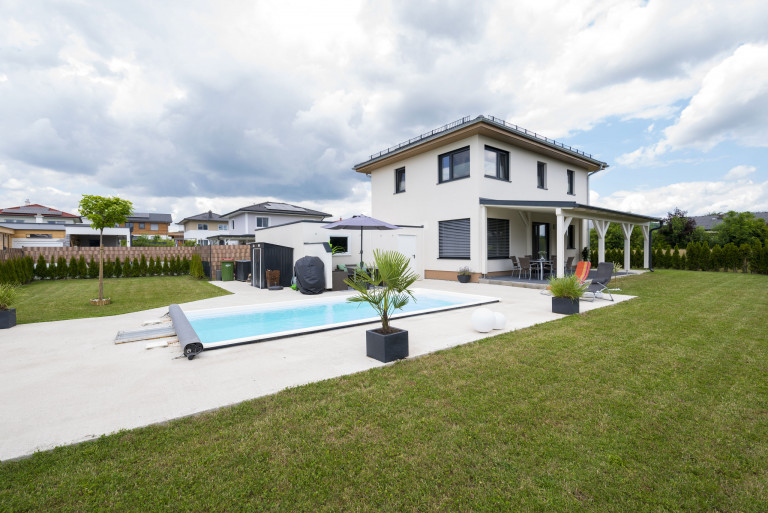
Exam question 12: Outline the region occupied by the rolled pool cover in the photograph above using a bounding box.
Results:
[168,304,203,360]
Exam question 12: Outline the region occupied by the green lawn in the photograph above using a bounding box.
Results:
[13,276,231,324]
[1,271,767,511]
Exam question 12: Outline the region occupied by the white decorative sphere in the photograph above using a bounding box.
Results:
[493,312,507,330]
[472,308,496,333]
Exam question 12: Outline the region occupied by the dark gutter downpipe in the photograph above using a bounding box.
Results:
[648,221,664,272]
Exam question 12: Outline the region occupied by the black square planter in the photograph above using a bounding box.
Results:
[552,297,579,315]
[366,328,408,363]
[0,308,16,329]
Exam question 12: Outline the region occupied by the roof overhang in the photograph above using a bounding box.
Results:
[354,116,608,175]
[479,199,659,224]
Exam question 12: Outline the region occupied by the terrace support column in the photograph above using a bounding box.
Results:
[517,211,532,257]
[594,220,609,264]
[642,225,650,268]
[479,205,488,277]
[582,219,590,259]
[622,223,633,272]
[555,208,571,277]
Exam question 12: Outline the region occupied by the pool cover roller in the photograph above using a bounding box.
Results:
[168,304,203,359]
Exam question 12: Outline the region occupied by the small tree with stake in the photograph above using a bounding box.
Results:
[78,195,133,305]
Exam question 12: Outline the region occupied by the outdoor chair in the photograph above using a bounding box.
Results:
[517,256,532,280]
[565,256,575,274]
[509,256,522,278]
[543,256,556,278]
[574,261,591,284]
[583,262,614,301]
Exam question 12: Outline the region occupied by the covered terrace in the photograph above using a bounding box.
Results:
[478,199,659,278]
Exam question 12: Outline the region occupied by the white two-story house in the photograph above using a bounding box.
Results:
[353,115,657,281]
[217,202,331,244]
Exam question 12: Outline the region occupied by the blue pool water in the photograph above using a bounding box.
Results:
[182,288,498,348]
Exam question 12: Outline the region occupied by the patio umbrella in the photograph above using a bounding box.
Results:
[323,214,400,267]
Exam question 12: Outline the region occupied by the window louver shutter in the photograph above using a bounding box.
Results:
[439,219,470,258]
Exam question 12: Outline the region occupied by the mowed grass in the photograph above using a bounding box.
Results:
[14,276,231,324]
[1,271,767,511]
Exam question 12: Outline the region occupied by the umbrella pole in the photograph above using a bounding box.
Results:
[360,226,364,268]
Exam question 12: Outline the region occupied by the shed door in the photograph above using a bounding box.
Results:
[398,234,418,276]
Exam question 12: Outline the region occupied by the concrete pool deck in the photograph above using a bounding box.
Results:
[0,279,634,461]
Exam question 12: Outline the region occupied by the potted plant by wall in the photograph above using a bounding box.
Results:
[457,266,472,283]
[0,283,18,329]
[548,274,587,315]
[345,250,419,363]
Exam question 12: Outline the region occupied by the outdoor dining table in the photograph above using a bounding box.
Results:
[531,259,551,281]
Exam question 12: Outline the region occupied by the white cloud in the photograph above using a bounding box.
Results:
[724,165,756,180]
[592,177,768,217]
[619,43,768,164]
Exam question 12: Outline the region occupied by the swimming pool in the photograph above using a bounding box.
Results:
[178,288,499,350]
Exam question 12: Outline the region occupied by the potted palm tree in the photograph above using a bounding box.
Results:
[548,274,587,315]
[345,250,419,363]
[0,283,18,329]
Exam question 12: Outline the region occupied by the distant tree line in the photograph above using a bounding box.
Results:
[590,208,768,252]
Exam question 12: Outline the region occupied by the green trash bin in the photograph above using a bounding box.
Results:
[221,259,234,281]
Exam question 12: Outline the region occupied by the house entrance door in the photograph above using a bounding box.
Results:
[532,222,550,260]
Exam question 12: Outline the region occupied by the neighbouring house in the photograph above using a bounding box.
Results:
[0,202,120,248]
[175,211,230,246]
[353,115,658,280]
[118,213,173,242]
[690,212,768,232]
[216,202,331,245]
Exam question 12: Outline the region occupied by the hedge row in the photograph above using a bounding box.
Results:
[652,241,768,273]
[0,257,35,285]
[33,255,193,280]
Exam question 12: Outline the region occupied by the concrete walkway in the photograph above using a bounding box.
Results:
[0,280,634,461]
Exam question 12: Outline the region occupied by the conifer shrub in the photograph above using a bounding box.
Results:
[162,256,169,275]
[132,257,140,277]
[182,256,190,275]
[139,254,148,277]
[113,257,123,278]
[56,256,68,279]
[35,255,48,280]
[68,257,78,279]
[88,256,99,279]
[78,255,88,278]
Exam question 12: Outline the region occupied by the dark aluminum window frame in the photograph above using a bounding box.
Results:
[487,218,510,259]
[484,145,509,182]
[438,146,471,184]
[567,169,575,195]
[537,161,547,189]
[395,167,406,193]
[567,225,576,249]
[438,218,470,259]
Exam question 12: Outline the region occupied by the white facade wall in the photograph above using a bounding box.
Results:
[254,221,424,288]
[370,133,590,276]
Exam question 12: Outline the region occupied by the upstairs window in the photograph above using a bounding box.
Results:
[438,147,470,183]
[567,170,575,195]
[256,217,269,228]
[487,218,510,259]
[395,167,406,193]
[537,162,547,189]
[198,223,208,230]
[126,222,134,229]
[138,223,146,229]
[484,146,509,181]
[218,224,227,230]
[150,223,159,231]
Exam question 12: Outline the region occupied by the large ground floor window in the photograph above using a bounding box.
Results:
[487,218,509,259]
[439,218,470,259]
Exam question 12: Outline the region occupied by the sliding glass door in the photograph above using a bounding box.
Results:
[532,222,549,260]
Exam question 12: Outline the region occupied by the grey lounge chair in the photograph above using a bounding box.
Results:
[509,256,522,278]
[583,262,614,301]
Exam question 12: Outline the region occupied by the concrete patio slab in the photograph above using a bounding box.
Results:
[0,279,634,461]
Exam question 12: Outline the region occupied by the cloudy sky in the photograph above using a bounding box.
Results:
[1,0,767,226]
